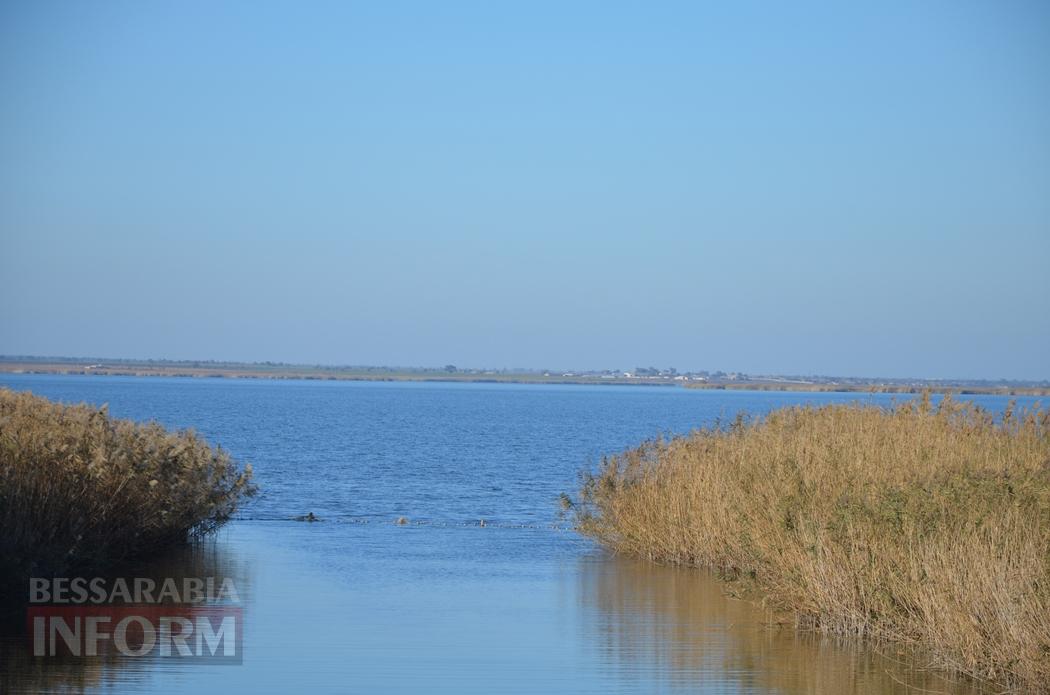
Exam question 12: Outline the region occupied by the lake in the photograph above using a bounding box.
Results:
[3,374,1026,693]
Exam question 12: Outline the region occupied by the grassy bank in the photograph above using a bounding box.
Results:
[575,395,1050,691]
[0,388,255,579]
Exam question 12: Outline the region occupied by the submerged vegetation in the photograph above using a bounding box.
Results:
[576,395,1050,691]
[0,388,255,579]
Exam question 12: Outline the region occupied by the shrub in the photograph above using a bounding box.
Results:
[0,388,255,578]
[575,395,1050,691]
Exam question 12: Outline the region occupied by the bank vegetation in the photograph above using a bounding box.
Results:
[0,388,255,579]
[576,395,1050,691]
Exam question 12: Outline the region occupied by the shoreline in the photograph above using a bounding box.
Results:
[1,361,1047,396]
[0,362,670,387]
[682,382,1050,397]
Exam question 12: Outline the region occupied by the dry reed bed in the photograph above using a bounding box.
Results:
[576,395,1050,692]
[0,388,255,578]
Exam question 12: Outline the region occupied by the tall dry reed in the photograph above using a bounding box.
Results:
[576,395,1050,691]
[0,388,255,579]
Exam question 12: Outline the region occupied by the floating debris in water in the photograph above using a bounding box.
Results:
[232,514,573,531]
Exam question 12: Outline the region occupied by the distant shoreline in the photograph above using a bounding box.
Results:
[682,382,1050,397]
[0,361,670,387]
[1,359,1047,396]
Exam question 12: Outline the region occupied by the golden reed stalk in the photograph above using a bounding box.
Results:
[0,388,255,579]
[576,394,1050,691]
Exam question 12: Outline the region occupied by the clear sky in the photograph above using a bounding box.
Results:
[1,1,1048,379]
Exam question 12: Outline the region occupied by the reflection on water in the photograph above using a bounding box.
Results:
[0,540,252,694]
[578,556,985,694]
[1,375,1021,693]
[1,523,990,694]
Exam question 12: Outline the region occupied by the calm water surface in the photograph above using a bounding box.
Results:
[3,375,1029,694]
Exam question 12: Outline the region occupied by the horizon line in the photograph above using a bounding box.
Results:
[1,354,1046,386]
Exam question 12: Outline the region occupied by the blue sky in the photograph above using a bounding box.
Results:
[1,1,1048,379]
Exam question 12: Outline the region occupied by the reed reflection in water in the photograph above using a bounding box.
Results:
[0,539,252,694]
[577,555,986,695]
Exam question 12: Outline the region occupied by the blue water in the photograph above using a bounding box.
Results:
[3,374,1021,694]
